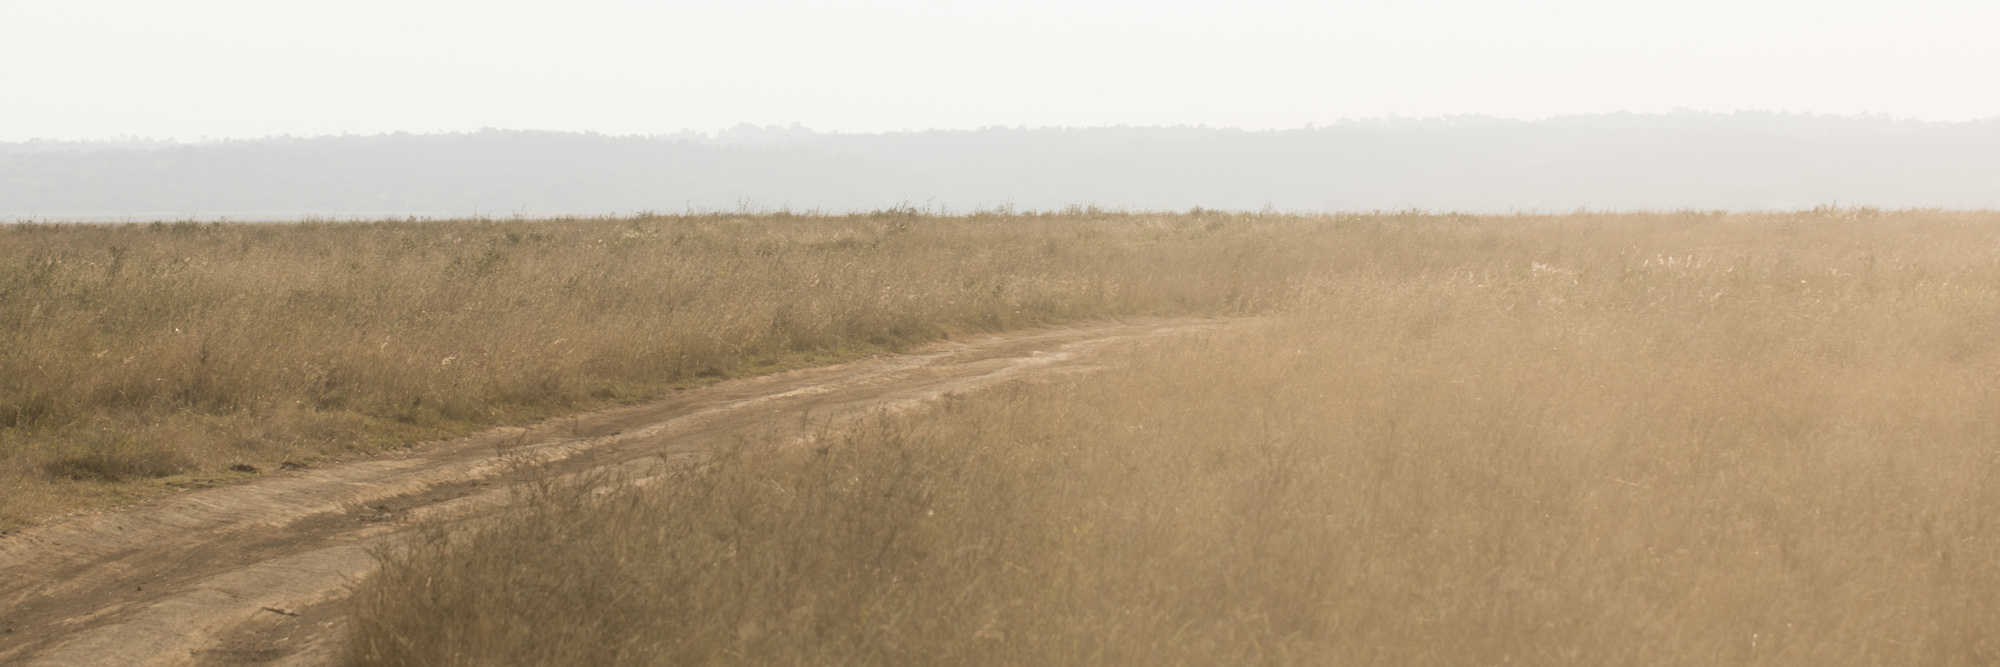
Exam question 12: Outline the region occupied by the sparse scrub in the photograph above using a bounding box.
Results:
[0,211,1311,525]
[352,209,2000,665]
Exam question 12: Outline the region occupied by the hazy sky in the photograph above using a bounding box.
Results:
[5,0,1995,141]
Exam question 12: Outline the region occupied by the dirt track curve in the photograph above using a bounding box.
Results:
[0,318,1231,667]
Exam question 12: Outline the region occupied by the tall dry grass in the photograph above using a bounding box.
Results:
[0,210,1312,525]
[351,209,2000,665]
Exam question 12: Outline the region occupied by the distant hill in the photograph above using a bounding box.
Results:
[6,112,1998,219]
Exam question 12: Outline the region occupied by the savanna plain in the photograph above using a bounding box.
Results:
[5,209,1999,665]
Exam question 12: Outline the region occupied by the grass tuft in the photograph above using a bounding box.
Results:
[42,436,194,482]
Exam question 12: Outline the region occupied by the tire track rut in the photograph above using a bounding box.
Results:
[0,318,1230,666]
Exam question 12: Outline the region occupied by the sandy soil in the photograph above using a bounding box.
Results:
[0,318,1229,667]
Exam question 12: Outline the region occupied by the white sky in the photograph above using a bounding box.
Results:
[3,0,1995,141]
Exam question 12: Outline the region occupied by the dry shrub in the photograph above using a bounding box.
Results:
[352,209,2000,666]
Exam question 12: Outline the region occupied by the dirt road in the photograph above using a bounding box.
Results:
[0,319,1228,666]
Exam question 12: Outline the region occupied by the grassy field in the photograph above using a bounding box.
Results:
[0,210,1312,526]
[346,209,2000,665]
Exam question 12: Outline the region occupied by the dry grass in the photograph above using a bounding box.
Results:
[351,209,2000,666]
[0,210,1311,526]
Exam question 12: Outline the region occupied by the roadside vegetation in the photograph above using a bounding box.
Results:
[0,209,1302,525]
[350,209,2000,665]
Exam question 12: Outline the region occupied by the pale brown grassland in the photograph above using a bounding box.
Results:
[347,209,2000,666]
[0,210,1295,525]
[8,210,1999,664]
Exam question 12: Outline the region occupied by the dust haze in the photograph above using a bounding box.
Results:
[7,1,2000,662]
[12,210,2000,665]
